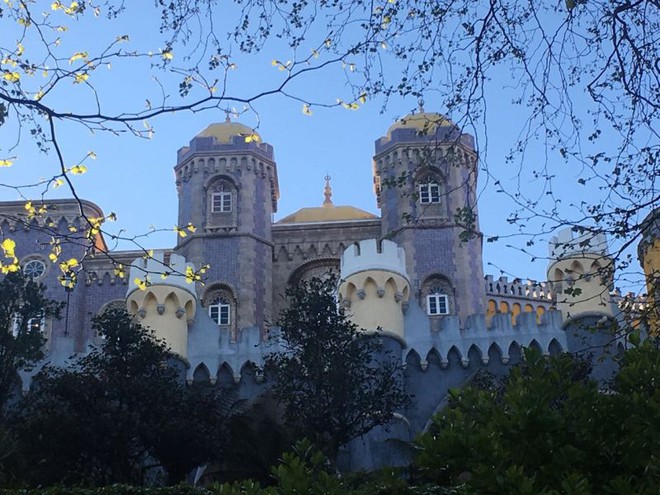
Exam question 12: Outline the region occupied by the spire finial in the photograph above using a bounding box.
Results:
[224,109,232,123]
[418,98,425,113]
[323,174,333,207]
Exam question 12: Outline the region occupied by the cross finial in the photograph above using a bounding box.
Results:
[323,174,333,206]
[224,109,232,123]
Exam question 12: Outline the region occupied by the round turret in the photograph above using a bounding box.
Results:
[126,251,197,360]
[338,239,410,342]
[638,209,659,333]
[547,228,615,322]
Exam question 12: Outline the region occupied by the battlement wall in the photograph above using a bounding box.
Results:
[549,227,609,260]
[341,239,408,280]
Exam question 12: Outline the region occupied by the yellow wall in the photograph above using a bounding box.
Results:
[642,238,660,335]
[339,270,410,341]
[127,285,196,360]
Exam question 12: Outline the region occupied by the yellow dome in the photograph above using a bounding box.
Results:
[277,205,378,224]
[386,112,453,139]
[197,121,260,144]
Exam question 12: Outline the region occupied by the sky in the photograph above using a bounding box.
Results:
[0,1,649,292]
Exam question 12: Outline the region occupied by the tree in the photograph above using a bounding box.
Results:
[0,271,63,414]
[265,275,410,462]
[415,342,660,494]
[12,308,224,486]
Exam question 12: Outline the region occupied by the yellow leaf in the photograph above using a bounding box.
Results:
[271,59,278,66]
[244,133,260,143]
[174,226,187,238]
[1,239,16,258]
[49,253,58,262]
[186,223,197,233]
[70,165,87,175]
[73,72,89,84]
[162,50,174,61]
[51,1,62,10]
[53,178,64,188]
[0,159,13,167]
[68,225,77,232]
[302,104,312,116]
[69,51,88,64]
[16,42,24,56]
[3,71,20,82]
[134,277,148,291]
[24,201,32,211]
[359,93,367,104]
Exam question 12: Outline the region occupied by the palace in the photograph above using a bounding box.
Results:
[0,111,636,469]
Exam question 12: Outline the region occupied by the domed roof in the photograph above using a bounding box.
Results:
[276,176,378,224]
[196,120,261,144]
[277,205,378,224]
[386,111,453,139]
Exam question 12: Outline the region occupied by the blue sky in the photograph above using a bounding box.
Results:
[0,1,648,292]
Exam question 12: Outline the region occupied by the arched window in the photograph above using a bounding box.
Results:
[203,284,236,328]
[421,275,454,316]
[206,177,238,231]
[208,296,231,326]
[211,183,232,213]
[418,178,441,204]
[427,289,449,315]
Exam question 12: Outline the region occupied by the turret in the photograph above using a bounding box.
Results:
[638,209,660,334]
[372,108,485,323]
[338,239,410,342]
[173,118,279,334]
[547,228,615,321]
[126,251,196,360]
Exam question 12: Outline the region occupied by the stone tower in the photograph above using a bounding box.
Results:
[638,209,659,334]
[338,239,411,342]
[547,227,615,321]
[372,111,485,324]
[173,120,279,334]
[126,251,196,360]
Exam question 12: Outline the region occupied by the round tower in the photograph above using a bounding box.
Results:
[547,228,615,321]
[338,239,410,342]
[173,118,279,334]
[638,209,659,334]
[126,251,196,360]
[372,108,485,324]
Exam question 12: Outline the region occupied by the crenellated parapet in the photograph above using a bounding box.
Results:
[547,228,615,321]
[484,275,556,325]
[126,251,197,360]
[339,239,410,342]
[405,310,567,370]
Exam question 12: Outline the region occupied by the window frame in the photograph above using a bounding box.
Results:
[208,302,231,326]
[23,258,47,280]
[419,182,441,204]
[211,191,232,213]
[427,293,449,316]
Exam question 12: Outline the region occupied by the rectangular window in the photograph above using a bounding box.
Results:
[209,304,231,325]
[212,192,232,213]
[419,183,440,204]
[427,294,449,315]
[11,316,45,337]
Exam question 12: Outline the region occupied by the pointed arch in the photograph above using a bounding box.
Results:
[488,342,504,362]
[548,338,563,356]
[193,363,211,383]
[405,349,421,368]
